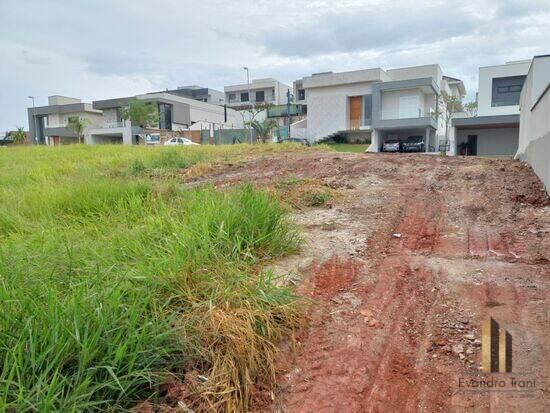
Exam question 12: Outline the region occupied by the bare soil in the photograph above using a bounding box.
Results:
[188,151,550,412]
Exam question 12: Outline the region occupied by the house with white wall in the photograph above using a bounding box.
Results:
[515,54,550,193]
[451,60,531,156]
[293,64,465,153]
[27,96,104,145]
[224,78,291,110]
[27,90,242,145]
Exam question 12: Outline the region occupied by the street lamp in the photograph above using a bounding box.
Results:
[28,96,39,144]
[243,67,254,144]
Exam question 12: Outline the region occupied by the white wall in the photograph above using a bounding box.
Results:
[380,89,435,119]
[306,82,375,141]
[477,61,531,116]
[386,64,442,84]
[516,56,550,193]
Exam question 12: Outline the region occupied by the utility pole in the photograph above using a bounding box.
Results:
[28,96,39,144]
[286,89,292,141]
[243,67,254,144]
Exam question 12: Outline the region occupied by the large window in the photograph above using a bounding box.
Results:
[228,93,236,101]
[491,76,526,107]
[298,89,306,101]
[255,91,265,102]
[363,95,372,126]
[240,92,249,102]
[158,103,172,130]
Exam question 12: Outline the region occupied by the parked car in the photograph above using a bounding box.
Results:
[401,136,425,152]
[145,133,161,146]
[164,137,199,146]
[381,139,401,152]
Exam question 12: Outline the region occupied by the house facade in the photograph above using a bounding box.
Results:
[27,96,104,145]
[452,60,531,156]
[28,90,242,145]
[515,55,550,193]
[224,78,292,110]
[293,65,465,153]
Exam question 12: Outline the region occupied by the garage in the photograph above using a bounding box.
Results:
[452,115,519,157]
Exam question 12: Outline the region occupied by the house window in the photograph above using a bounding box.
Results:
[228,93,236,101]
[491,76,526,107]
[298,89,306,101]
[158,103,172,130]
[255,91,265,102]
[240,92,249,102]
[362,95,372,126]
[68,116,78,124]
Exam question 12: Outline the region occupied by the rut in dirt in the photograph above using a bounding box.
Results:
[274,187,457,412]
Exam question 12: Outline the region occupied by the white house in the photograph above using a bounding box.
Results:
[515,54,550,193]
[452,60,531,156]
[27,96,104,145]
[224,78,292,110]
[292,64,465,153]
[28,90,242,145]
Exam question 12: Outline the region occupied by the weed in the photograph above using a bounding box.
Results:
[0,145,312,412]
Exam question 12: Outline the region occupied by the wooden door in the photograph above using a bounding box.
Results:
[349,96,362,130]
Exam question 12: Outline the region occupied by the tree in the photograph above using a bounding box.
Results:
[464,101,478,117]
[432,92,463,152]
[11,127,27,144]
[120,99,159,128]
[68,117,89,144]
[239,102,272,144]
[250,119,277,143]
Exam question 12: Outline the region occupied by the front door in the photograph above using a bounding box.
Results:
[349,96,362,130]
[467,135,477,156]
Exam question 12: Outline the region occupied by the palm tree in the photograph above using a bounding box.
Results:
[249,119,277,143]
[68,117,89,144]
[11,127,27,144]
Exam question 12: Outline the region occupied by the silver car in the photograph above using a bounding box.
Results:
[382,139,401,152]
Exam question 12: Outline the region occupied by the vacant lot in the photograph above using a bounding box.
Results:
[187,150,549,412]
[0,144,324,412]
[1,146,548,412]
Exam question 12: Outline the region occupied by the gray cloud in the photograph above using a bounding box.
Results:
[0,0,549,131]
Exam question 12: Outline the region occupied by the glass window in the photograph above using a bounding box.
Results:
[363,95,372,126]
[158,103,172,130]
[229,93,236,101]
[492,76,526,107]
[241,92,249,102]
[298,89,306,100]
[256,91,265,102]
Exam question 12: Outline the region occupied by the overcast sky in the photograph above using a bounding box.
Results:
[1,0,549,131]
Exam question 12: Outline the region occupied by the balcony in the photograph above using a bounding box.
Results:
[267,104,306,118]
[380,108,435,121]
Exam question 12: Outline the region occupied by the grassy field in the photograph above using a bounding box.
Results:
[0,144,317,412]
[326,143,370,153]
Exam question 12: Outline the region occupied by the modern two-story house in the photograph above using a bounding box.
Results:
[452,60,531,156]
[292,64,465,153]
[224,78,292,110]
[27,89,242,145]
[27,95,104,145]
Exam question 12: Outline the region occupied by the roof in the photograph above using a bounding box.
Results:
[452,114,519,128]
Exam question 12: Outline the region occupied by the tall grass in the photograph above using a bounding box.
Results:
[0,145,305,411]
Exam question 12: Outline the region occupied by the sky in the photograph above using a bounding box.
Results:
[1,0,549,131]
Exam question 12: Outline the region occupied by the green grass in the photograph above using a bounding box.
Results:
[327,143,370,153]
[0,144,309,412]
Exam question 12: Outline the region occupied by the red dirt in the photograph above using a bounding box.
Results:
[187,151,549,412]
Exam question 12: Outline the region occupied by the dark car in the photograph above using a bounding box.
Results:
[401,136,425,152]
[381,139,401,152]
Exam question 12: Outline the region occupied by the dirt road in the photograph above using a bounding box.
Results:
[192,151,549,412]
